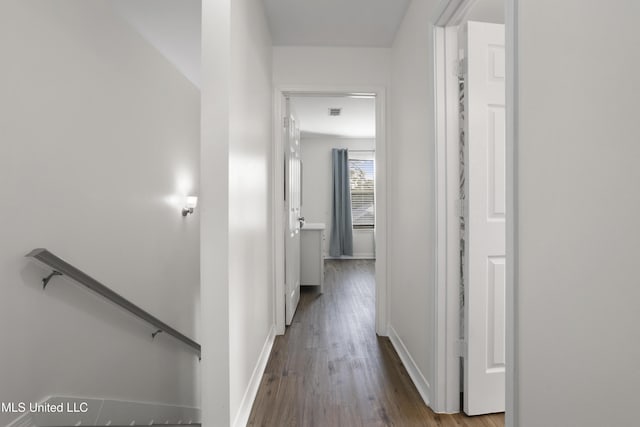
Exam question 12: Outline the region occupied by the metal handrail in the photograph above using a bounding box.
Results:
[25,248,201,357]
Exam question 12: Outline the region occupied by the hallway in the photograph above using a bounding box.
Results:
[248,260,504,426]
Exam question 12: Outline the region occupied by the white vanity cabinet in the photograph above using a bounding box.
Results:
[300,223,325,293]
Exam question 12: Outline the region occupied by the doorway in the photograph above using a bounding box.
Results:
[272,88,388,337]
[432,0,514,422]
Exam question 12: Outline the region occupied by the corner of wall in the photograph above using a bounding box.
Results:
[231,325,276,427]
[388,325,432,407]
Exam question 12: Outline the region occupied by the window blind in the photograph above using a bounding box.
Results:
[348,158,375,228]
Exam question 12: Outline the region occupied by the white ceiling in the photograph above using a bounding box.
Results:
[263,0,411,47]
[110,0,201,87]
[290,96,376,138]
[108,0,415,87]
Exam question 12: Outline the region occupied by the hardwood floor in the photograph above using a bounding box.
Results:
[248,260,504,427]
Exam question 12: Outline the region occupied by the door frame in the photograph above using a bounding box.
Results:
[431,0,518,424]
[272,85,388,337]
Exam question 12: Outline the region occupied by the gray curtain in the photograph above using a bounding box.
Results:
[329,148,354,257]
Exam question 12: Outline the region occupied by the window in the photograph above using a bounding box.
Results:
[349,155,375,229]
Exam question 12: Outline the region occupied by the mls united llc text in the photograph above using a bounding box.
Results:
[1,401,89,414]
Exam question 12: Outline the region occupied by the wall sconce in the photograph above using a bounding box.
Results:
[182,196,198,216]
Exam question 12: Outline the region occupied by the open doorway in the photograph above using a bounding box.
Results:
[272,88,388,337]
[433,0,512,420]
[291,94,377,258]
[284,94,377,321]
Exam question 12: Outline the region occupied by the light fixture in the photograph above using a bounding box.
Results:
[182,196,198,216]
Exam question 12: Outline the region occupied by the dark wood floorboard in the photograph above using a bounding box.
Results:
[247,259,504,427]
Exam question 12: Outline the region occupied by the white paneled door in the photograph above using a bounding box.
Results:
[284,98,302,325]
[463,21,506,416]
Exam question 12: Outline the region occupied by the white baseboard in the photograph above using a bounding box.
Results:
[232,325,275,427]
[6,396,200,427]
[388,324,431,407]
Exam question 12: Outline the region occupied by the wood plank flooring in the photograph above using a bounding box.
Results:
[248,260,504,427]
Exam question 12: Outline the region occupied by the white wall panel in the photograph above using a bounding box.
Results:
[515,1,640,425]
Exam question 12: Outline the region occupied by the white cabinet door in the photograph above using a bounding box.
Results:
[284,98,302,325]
[463,21,506,416]
[300,226,325,292]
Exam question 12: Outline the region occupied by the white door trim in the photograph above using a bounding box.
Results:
[432,22,462,414]
[272,85,388,337]
[504,2,519,425]
[432,0,518,424]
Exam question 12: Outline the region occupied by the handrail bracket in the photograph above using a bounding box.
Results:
[42,271,62,289]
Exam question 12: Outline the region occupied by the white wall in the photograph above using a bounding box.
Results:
[273,46,390,87]
[228,0,273,424]
[201,0,274,425]
[0,1,200,425]
[387,0,440,405]
[300,137,376,258]
[514,1,640,426]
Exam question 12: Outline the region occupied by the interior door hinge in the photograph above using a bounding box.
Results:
[456,339,468,358]
[456,199,467,218]
[283,117,289,128]
[457,58,467,79]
